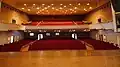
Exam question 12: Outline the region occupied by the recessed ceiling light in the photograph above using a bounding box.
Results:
[74,11,77,13]
[51,4,54,5]
[33,4,36,6]
[28,9,31,11]
[70,9,72,10]
[42,9,44,11]
[59,7,62,9]
[44,7,47,9]
[64,6,66,7]
[24,4,27,6]
[42,4,45,6]
[78,3,81,5]
[74,7,77,9]
[69,4,72,5]
[47,6,50,8]
[89,7,92,9]
[56,9,59,11]
[36,7,40,9]
[21,8,24,9]
[87,3,90,5]
[60,4,63,5]
[84,8,87,11]
[52,7,55,9]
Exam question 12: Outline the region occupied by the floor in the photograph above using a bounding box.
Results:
[0,50,120,67]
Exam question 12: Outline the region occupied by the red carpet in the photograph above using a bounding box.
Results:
[29,40,86,50]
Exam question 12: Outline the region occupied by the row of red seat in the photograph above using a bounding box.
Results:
[0,40,33,52]
[29,40,86,50]
[81,39,119,50]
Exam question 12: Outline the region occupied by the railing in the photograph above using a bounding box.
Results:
[20,40,38,51]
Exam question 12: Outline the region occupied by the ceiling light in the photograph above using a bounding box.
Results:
[59,7,62,9]
[89,7,92,9]
[74,7,77,9]
[33,4,36,6]
[42,9,44,11]
[42,4,45,6]
[69,4,72,5]
[52,7,55,9]
[51,4,54,5]
[56,9,59,11]
[24,4,27,6]
[60,4,63,5]
[78,3,81,5]
[21,8,24,9]
[64,6,66,7]
[28,9,31,11]
[74,11,77,13]
[44,7,47,9]
[36,7,40,9]
[70,9,72,10]
[47,6,50,8]
[87,3,90,5]
[84,8,87,11]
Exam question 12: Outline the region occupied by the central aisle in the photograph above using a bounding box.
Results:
[29,40,86,51]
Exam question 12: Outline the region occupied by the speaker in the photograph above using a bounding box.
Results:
[111,0,120,12]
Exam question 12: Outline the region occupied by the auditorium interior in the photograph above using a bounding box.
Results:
[0,0,120,67]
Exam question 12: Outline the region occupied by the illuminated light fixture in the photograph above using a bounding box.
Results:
[30,33,34,36]
[51,4,54,5]
[24,4,27,6]
[44,7,47,9]
[42,4,45,6]
[33,4,36,6]
[74,7,77,9]
[84,8,87,11]
[52,7,55,9]
[87,3,90,5]
[36,7,40,9]
[78,3,81,5]
[28,9,31,11]
[47,6,50,8]
[69,4,72,5]
[59,7,62,9]
[21,8,24,9]
[89,7,92,9]
[56,9,59,11]
[60,4,63,5]
[42,9,44,11]
[64,6,66,7]
[55,33,60,35]
[74,11,77,13]
[70,9,72,10]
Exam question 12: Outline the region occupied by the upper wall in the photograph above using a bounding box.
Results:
[85,2,113,24]
[0,3,29,25]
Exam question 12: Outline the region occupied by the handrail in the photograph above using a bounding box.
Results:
[21,40,38,48]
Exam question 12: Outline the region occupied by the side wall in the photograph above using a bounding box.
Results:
[0,7,29,24]
[0,31,24,45]
[85,2,113,24]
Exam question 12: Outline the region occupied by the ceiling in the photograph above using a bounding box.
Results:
[3,0,110,15]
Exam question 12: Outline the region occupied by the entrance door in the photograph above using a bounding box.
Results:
[38,34,43,40]
[72,33,77,39]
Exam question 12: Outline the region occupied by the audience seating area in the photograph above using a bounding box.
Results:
[29,40,86,50]
[0,38,119,52]
[81,38,119,50]
[0,40,32,52]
